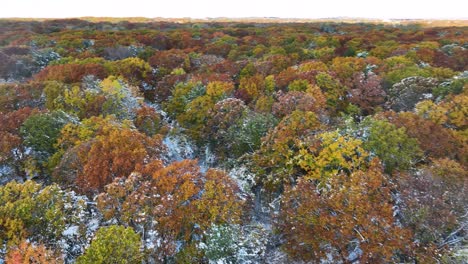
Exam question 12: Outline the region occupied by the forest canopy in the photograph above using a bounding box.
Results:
[0,18,467,263]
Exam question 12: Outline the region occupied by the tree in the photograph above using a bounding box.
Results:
[0,107,38,180]
[432,75,467,99]
[412,94,467,157]
[256,54,292,76]
[170,81,236,143]
[330,57,367,87]
[97,160,245,261]
[97,160,200,260]
[414,100,448,125]
[195,169,244,230]
[43,75,140,120]
[76,225,142,264]
[382,64,428,87]
[99,76,140,120]
[206,98,249,159]
[295,131,369,186]
[105,57,152,87]
[134,105,164,136]
[382,111,462,162]
[77,128,163,194]
[251,110,323,192]
[0,181,83,247]
[360,118,423,173]
[202,223,269,264]
[315,72,346,110]
[287,79,310,92]
[205,80,234,100]
[397,159,467,261]
[349,71,386,114]
[163,81,205,119]
[387,76,438,112]
[20,110,75,176]
[52,116,164,194]
[202,224,239,263]
[297,60,329,73]
[149,49,190,72]
[236,74,266,104]
[206,98,278,160]
[277,159,411,263]
[20,111,74,159]
[272,89,326,119]
[369,40,399,59]
[226,111,278,159]
[177,94,216,142]
[442,93,468,130]
[5,240,63,264]
[35,63,107,83]
[43,81,67,111]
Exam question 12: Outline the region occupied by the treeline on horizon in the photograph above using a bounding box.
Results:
[0,19,467,263]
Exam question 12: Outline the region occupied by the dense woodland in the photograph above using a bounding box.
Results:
[0,19,467,263]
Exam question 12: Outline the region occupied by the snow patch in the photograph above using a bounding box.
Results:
[63,225,79,236]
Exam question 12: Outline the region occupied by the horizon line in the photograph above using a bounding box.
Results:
[2,16,468,21]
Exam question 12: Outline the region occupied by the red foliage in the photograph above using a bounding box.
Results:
[349,72,386,114]
[35,63,107,83]
[380,111,464,162]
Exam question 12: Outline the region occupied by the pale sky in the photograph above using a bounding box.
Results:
[0,0,466,19]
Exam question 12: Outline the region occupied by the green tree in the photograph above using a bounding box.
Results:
[0,180,83,247]
[20,111,72,156]
[170,81,235,143]
[99,76,140,120]
[43,81,67,111]
[77,225,142,264]
[20,111,75,164]
[203,225,239,263]
[315,72,346,110]
[251,110,323,192]
[287,79,311,92]
[163,81,205,119]
[227,112,278,158]
[361,118,423,173]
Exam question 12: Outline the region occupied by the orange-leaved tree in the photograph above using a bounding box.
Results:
[277,159,411,263]
[97,160,245,262]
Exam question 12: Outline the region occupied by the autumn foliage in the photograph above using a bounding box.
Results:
[278,160,411,263]
[0,18,467,263]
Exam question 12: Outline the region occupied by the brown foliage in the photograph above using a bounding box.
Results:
[76,129,164,194]
[252,110,323,192]
[381,111,465,163]
[397,158,467,260]
[148,49,189,70]
[35,63,107,83]
[349,72,386,114]
[54,120,165,195]
[0,107,39,179]
[97,160,245,260]
[272,89,326,118]
[278,159,411,263]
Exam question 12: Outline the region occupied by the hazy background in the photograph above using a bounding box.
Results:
[1,0,467,19]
